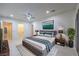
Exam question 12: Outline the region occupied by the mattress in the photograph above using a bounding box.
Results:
[33,36,55,44]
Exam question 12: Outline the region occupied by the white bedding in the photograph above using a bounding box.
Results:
[33,36,55,43]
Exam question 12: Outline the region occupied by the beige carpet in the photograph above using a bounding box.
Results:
[48,45,78,56]
[55,45,78,56]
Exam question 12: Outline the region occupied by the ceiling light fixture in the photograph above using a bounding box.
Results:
[10,14,14,17]
[46,10,50,14]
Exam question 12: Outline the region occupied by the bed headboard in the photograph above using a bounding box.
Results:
[35,30,57,37]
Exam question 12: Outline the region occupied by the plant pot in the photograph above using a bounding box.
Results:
[69,40,74,48]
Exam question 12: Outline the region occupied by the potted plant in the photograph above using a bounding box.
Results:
[67,28,75,48]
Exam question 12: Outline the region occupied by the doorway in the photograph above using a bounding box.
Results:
[18,24,24,40]
[3,22,12,41]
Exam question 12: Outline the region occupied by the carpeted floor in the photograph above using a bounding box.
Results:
[48,45,78,56]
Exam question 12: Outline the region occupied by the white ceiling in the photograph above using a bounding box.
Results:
[0,3,77,22]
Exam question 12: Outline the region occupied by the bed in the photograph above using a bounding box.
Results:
[22,36,55,56]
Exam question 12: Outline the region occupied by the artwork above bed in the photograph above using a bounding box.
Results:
[42,20,54,30]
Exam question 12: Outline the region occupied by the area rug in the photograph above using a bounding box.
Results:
[16,44,77,56]
[16,44,56,56]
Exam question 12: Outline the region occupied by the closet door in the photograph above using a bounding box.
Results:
[76,9,79,55]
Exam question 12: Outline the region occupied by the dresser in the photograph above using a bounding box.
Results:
[0,40,10,56]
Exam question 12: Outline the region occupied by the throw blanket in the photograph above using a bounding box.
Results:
[26,37,53,52]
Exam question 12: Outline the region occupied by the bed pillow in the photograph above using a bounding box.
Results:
[44,34,53,37]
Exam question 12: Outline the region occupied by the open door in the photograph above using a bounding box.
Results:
[3,22,12,40]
